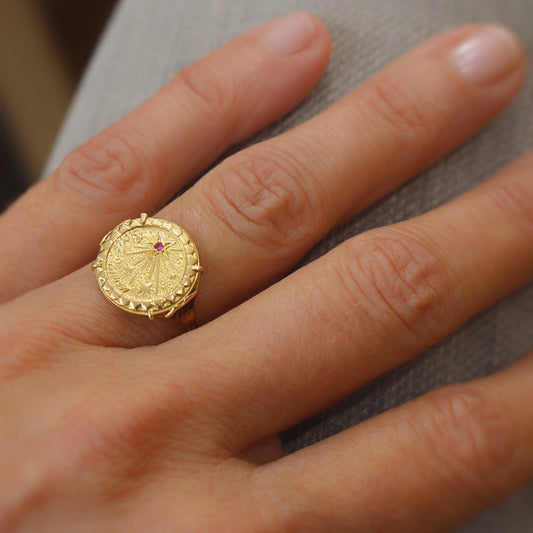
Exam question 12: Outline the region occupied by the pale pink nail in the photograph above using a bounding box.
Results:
[450,25,523,86]
[260,12,316,55]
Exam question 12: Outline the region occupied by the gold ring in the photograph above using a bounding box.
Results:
[92,213,204,328]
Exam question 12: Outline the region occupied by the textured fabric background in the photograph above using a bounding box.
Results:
[45,0,533,530]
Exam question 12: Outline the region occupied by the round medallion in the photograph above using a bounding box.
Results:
[92,214,203,319]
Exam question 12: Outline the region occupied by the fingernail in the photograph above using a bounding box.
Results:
[260,12,316,55]
[450,25,523,86]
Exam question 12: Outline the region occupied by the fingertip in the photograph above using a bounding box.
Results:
[449,24,527,88]
[241,12,331,125]
[303,11,333,61]
[259,11,331,60]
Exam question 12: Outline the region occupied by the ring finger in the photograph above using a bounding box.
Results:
[3,23,526,349]
[0,12,331,301]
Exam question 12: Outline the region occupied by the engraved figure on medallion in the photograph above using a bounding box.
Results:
[105,225,186,302]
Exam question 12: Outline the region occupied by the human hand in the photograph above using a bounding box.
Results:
[1,12,532,532]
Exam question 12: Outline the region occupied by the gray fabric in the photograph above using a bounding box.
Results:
[45,0,533,530]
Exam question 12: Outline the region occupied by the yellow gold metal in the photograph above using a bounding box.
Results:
[93,214,203,326]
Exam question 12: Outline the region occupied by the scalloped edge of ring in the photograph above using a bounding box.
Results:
[92,213,204,320]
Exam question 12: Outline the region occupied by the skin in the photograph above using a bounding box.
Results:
[0,12,532,532]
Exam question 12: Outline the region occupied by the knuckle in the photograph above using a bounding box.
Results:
[341,229,448,336]
[55,131,153,212]
[360,77,435,141]
[176,60,236,117]
[422,384,517,498]
[203,147,321,252]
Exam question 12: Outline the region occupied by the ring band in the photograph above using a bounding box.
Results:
[92,213,203,328]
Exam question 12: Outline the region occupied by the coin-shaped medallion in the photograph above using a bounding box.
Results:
[92,214,202,319]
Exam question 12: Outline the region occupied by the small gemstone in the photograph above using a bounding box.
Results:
[154,241,164,251]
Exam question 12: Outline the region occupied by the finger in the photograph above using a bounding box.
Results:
[0,12,331,301]
[167,22,526,323]
[158,146,533,452]
[253,351,533,532]
[13,23,526,349]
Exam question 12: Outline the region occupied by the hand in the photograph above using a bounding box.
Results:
[1,12,532,532]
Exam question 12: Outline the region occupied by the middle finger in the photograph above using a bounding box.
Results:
[168,23,525,323]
